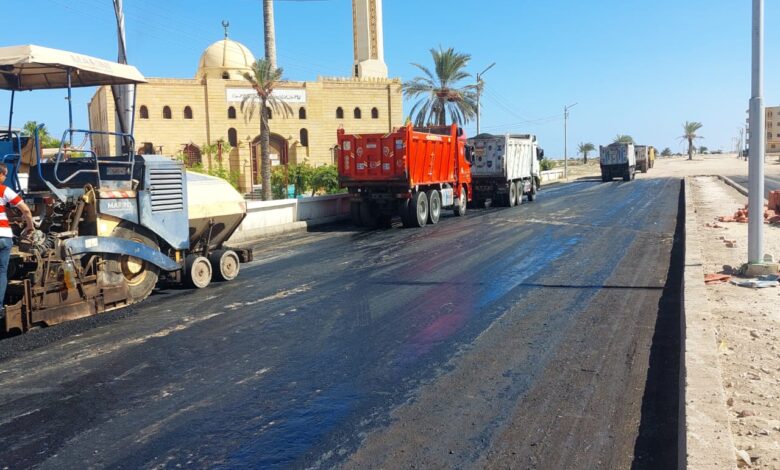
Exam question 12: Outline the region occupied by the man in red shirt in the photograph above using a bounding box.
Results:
[0,163,34,318]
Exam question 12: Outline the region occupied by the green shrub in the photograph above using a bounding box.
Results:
[540,158,554,171]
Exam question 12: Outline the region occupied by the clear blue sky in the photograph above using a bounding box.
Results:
[1,0,778,157]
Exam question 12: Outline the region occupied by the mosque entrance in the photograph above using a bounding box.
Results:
[250,133,289,185]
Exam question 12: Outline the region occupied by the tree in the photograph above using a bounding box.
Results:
[661,147,672,157]
[613,134,634,144]
[22,121,60,148]
[241,59,291,200]
[578,142,596,164]
[681,121,703,160]
[698,145,708,154]
[403,47,479,127]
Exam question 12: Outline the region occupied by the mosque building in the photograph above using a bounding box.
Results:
[88,0,402,193]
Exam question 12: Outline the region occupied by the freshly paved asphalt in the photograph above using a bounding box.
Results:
[0,176,683,469]
[726,173,780,197]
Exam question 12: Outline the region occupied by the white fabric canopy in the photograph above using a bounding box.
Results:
[0,44,146,90]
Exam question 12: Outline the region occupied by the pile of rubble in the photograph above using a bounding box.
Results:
[718,191,780,224]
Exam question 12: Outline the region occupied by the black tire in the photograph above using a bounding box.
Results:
[623,168,631,181]
[410,191,428,227]
[106,225,160,303]
[399,199,413,228]
[209,249,240,282]
[360,201,378,229]
[427,189,441,224]
[508,183,517,207]
[350,201,362,226]
[527,181,536,202]
[454,187,467,216]
[185,254,212,288]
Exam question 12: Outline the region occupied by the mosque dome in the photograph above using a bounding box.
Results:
[196,38,256,80]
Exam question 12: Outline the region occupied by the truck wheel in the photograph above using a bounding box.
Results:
[185,255,212,288]
[209,249,240,282]
[400,199,414,227]
[350,201,362,226]
[106,225,160,303]
[527,181,536,202]
[360,201,378,229]
[623,169,631,181]
[508,183,517,207]
[427,189,441,224]
[410,191,428,227]
[454,187,467,217]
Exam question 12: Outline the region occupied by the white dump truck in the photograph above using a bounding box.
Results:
[467,133,543,207]
[599,142,636,182]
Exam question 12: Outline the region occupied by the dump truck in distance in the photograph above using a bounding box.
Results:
[599,142,636,182]
[337,124,472,228]
[634,145,655,173]
[467,133,543,207]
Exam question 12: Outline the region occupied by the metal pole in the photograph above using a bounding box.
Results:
[564,102,577,179]
[7,90,14,134]
[475,62,495,135]
[748,0,764,264]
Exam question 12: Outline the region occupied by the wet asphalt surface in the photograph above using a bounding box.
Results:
[0,176,682,469]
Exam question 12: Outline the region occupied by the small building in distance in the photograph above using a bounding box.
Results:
[88,1,402,193]
[767,106,780,155]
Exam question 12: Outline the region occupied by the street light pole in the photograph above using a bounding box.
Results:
[564,102,578,179]
[748,0,765,265]
[476,62,496,135]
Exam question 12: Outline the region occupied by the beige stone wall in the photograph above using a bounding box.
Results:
[90,75,403,192]
[768,106,780,154]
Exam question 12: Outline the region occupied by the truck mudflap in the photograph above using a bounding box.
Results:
[64,236,181,271]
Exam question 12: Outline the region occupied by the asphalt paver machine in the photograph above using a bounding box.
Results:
[0,45,251,333]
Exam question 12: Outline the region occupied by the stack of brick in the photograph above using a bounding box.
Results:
[717,190,780,224]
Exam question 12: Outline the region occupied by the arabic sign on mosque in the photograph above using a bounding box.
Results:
[226,88,306,104]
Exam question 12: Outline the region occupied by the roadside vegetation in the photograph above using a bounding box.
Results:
[271,162,343,199]
[681,121,704,160]
[578,142,596,164]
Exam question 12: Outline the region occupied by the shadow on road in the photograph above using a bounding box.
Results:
[631,180,683,469]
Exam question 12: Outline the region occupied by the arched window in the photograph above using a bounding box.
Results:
[299,107,307,119]
[182,143,201,167]
[354,107,362,119]
[371,107,379,119]
[228,128,238,147]
[139,105,149,119]
[183,106,193,119]
[163,106,172,119]
[266,107,273,120]
[222,72,230,80]
[228,106,237,119]
[299,129,309,147]
[336,107,344,119]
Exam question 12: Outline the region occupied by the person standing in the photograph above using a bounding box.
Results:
[0,163,34,317]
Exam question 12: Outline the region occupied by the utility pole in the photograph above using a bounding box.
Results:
[475,62,496,135]
[564,102,578,179]
[747,0,766,269]
[112,0,133,155]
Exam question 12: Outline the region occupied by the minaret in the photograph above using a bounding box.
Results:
[352,0,388,79]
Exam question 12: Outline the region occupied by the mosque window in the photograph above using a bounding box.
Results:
[228,128,238,147]
[354,108,362,119]
[222,72,230,80]
[266,107,273,120]
[299,107,307,120]
[182,143,202,167]
[163,106,172,119]
[184,106,193,119]
[228,106,237,119]
[336,107,344,119]
[139,105,149,119]
[300,129,309,147]
[371,107,379,119]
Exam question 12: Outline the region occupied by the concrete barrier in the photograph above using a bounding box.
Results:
[540,169,564,182]
[680,177,736,469]
[229,193,351,243]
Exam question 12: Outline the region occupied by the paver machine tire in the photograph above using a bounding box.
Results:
[185,254,212,289]
[104,225,161,304]
[209,249,240,282]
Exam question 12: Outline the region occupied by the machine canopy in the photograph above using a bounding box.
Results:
[0,44,146,90]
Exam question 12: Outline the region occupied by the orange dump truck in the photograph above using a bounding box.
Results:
[337,124,472,228]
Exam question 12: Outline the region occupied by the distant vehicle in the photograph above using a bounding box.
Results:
[467,133,543,207]
[337,123,472,228]
[599,142,636,182]
[634,145,655,173]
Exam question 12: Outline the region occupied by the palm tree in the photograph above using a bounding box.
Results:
[613,134,634,144]
[578,142,596,164]
[241,59,291,200]
[681,121,703,160]
[403,47,479,127]
[262,0,277,70]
